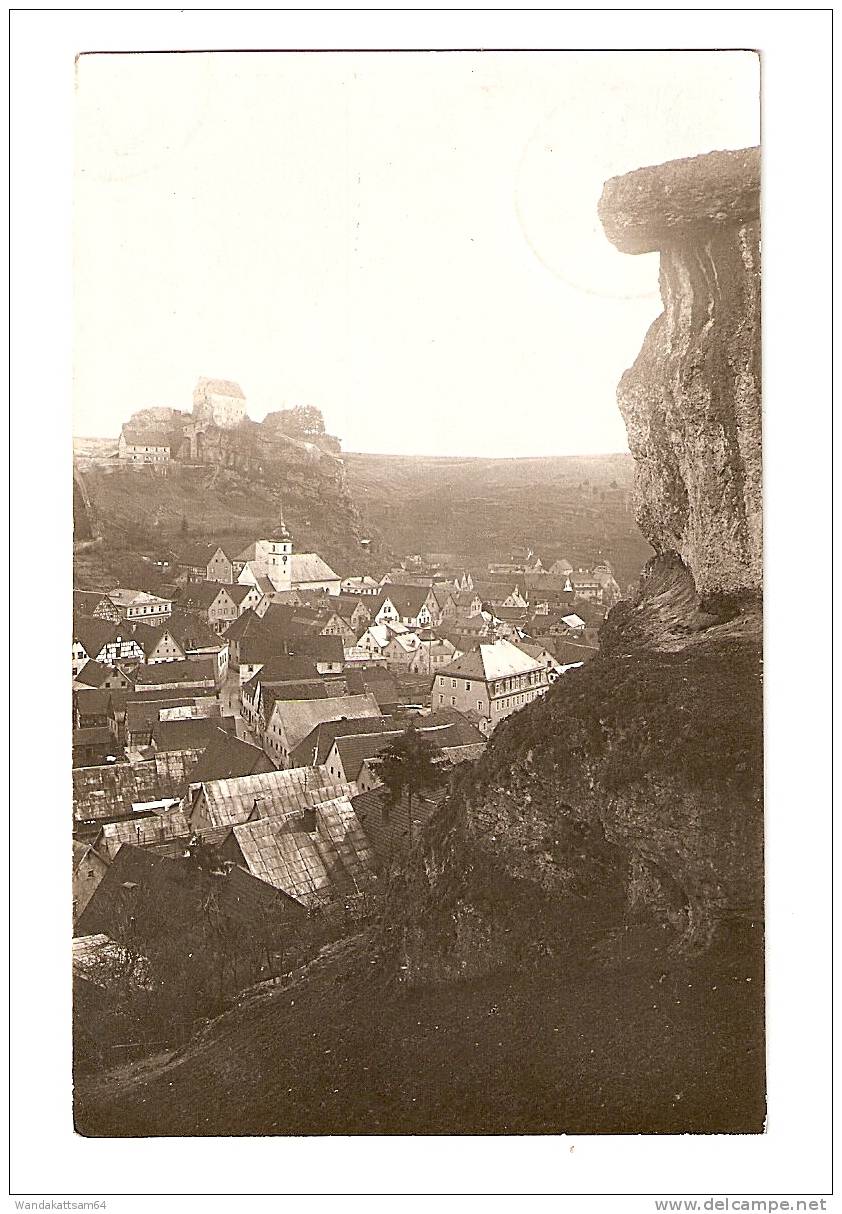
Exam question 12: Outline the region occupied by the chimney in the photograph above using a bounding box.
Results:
[302,807,317,834]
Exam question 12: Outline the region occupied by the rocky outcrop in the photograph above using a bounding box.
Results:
[382,148,763,979]
[599,148,761,605]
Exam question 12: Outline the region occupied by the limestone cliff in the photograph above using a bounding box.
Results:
[384,148,763,979]
[599,148,761,605]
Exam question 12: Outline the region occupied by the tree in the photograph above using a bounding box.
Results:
[369,724,446,850]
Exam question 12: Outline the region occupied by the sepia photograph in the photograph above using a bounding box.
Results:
[69,46,765,1139]
[8,7,833,1204]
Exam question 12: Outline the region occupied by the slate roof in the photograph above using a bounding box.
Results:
[231,796,377,908]
[194,767,360,829]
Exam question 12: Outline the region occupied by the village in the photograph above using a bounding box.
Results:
[72,378,624,1066]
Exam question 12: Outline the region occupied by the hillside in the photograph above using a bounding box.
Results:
[75,148,763,1137]
[73,442,376,588]
[344,451,652,590]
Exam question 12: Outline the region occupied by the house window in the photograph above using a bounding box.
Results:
[477,700,482,712]
[451,696,456,706]
[464,681,470,690]
[451,679,457,689]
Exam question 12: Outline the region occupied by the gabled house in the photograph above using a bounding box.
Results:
[319,612,357,645]
[73,618,145,675]
[409,637,461,674]
[357,621,412,658]
[117,428,171,464]
[288,715,392,771]
[73,591,120,622]
[429,584,456,623]
[185,765,360,833]
[107,588,173,625]
[371,585,435,629]
[431,639,550,735]
[129,658,217,697]
[73,660,132,692]
[262,692,381,769]
[221,796,378,911]
[382,630,422,670]
[340,576,380,596]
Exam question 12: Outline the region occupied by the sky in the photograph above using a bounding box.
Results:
[74,50,759,457]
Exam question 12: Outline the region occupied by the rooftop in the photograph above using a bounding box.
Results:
[231,796,377,909]
[438,639,545,682]
[194,766,361,829]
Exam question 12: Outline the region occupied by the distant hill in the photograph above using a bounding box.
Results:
[344,451,653,589]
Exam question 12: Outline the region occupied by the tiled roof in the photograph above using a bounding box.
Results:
[195,766,360,829]
[76,844,301,943]
[176,582,231,610]
[151,716,224,753]
[227,583,261,606]
[423,708,486,745]
[74,617,121,658]
[289,553,340,585]
[132,658,215,686]
[188,729,274,786]
[351,786,444,867]
[343,669,400,706]
[291,715,392,768]
[270,693,381,754]
[121,428,173,447]
[74,659,114,688]
[108,589,171,609]
[438,639,544,682]
[72,761,162,823]
[125,697,197,735]
[231,796,377,908]
[74,687,113,717]
[442,742,487,763]
[96,809,191,859]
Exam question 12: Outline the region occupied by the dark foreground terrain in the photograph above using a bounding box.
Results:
[75,920,763,1137]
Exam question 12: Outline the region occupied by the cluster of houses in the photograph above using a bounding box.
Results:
[72,517,621,1001]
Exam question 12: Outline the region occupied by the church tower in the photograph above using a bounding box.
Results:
[260,503,293,591]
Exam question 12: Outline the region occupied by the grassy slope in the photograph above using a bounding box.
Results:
[75,923,764,1137]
